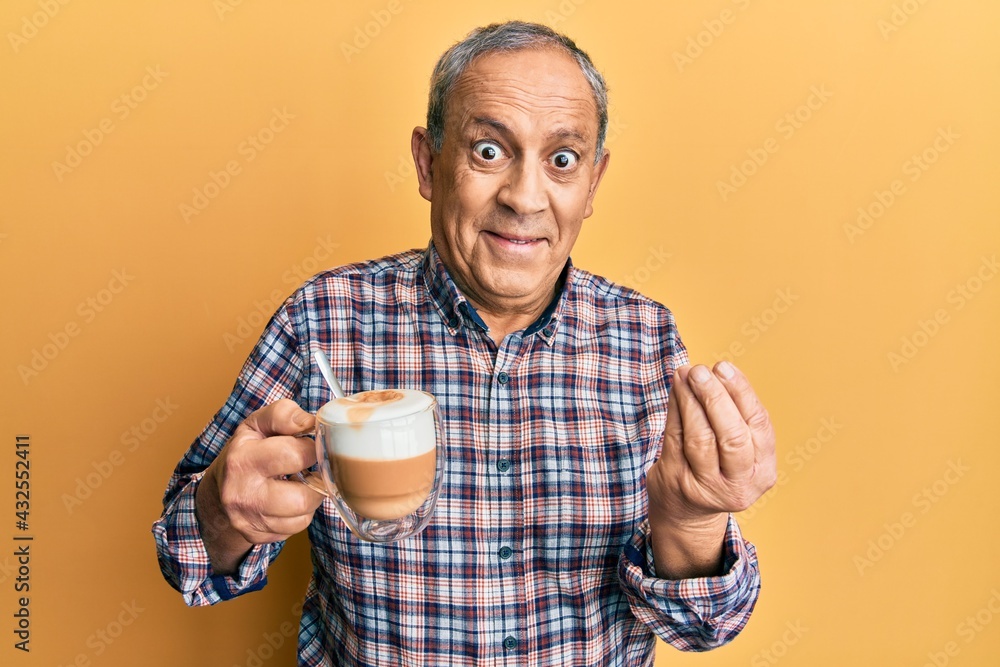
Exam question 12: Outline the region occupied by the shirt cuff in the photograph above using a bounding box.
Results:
[618,514,761,651]
[151,472,280,606]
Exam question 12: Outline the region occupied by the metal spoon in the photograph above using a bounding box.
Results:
[291,351,347,497]
[313,350,346,398]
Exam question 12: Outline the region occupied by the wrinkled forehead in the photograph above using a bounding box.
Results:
[444,48,599,144]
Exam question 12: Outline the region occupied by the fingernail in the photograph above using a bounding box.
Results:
[690,365,711,384]
[717,361,735,379]
[293,411,312,427]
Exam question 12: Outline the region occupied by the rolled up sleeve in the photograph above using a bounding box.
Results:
[151,300,303,606]
[618,514,761,651]
[151,472,283,606]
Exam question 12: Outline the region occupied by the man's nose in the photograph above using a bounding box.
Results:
[496,159,548,216]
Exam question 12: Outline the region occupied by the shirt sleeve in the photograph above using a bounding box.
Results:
[151,301,305,606]
[151,472,283,606]
[617,514,761,651]
[617,301,760,648]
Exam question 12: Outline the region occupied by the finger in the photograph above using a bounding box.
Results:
[687,364,754,480]
[250,434,319,478]
[244,514,318,544]
[672,365,721,479]
[713,361,776,459]
[660,367,684,468]
[262,477,326,518]
[242,399,316,438]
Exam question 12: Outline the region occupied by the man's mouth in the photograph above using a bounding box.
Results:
[486,231,544,245]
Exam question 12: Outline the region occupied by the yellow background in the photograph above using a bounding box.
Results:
[2,0,998,665]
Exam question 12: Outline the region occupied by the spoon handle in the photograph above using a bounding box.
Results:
[313,350,346,398]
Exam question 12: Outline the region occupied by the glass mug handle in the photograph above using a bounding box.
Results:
[290,428,330,497]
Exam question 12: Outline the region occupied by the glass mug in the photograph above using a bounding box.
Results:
[296,389,444,542]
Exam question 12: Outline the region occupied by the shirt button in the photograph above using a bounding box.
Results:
[542,327,554,336]
[502,635,518,651]
[498,546,513,560]
[496,458,511,473]
[497,371,510,385]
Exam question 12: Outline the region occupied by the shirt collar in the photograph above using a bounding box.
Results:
[421,241,570,345]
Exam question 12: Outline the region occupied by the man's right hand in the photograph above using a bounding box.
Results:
[195,399,325,575]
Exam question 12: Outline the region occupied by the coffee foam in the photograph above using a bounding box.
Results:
[317,389,436,460]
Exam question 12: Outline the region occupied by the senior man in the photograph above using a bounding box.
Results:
[154,21,776,666]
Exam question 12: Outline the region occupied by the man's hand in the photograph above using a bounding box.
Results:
[195,399,325,575]
[646,362,777,579]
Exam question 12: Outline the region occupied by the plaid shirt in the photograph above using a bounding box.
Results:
[153,243,761,666]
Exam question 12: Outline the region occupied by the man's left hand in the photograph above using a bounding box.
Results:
[645,361,776,577]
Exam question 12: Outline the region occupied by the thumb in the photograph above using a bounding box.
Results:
[243,399,314,437]
[291,408,315,431]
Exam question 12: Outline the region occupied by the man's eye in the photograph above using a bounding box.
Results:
[473,141,504,161]
[552,150,578,169]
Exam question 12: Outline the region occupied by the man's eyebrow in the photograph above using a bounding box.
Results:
[470,116,511,135]
[469,116,589,145]
[545,127,589,145]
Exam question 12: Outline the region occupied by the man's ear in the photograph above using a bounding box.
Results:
[583,149,610,219]
[411,127,434,202]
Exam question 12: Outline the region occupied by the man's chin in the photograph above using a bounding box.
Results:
[476,271,553,305]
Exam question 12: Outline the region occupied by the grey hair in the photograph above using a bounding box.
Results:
[426,21,609,163]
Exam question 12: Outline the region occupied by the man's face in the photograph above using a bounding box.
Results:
[413,47,609,318]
